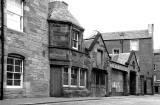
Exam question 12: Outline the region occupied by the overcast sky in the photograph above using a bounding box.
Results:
[63,0,160,49]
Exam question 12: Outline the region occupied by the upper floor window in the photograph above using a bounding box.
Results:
[132,61,135,69]
[112,48,120,54]
[130,40,139,51]
[6,0,23,32]
[154,64,157,71]
[72,30,79,50]
[6,54,24,88]
[97,50,103,66]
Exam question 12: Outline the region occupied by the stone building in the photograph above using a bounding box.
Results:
[0,0,50,99]
[109,52,140,96]
[84,32,110,96]
[153,49,160,94]
[48,1,90,97]
[102,24,154,95]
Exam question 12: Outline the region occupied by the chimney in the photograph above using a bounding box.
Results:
[49,0,68,12]
[148,24,154,34]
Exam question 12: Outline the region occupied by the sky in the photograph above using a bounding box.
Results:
[62,0,160,49]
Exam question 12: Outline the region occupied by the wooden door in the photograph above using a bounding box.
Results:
[50,66,62,97]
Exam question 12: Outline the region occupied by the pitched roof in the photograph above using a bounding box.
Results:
[48,1,82,28]
[102,30,151,40]
[110,53,130,65]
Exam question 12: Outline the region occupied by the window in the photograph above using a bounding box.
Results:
[6,56,23,88]
[154,64,157,71]
[130,40,139,51]
[80,69,86,87]
[63,67,86,87]
[132,61,135,69]
[97,50,103,66]
[63,67,69,86]
[112,48,120,54]
[71,67,78,86]
[154,75,156,82]
[72,30,79,50]
[6,0,23,31]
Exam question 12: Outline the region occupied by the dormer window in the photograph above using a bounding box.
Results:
[72,30,79,50]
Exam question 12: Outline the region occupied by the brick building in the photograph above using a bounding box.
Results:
[153,49,160,94]
[102,25,154,95]
[0,0,50,99]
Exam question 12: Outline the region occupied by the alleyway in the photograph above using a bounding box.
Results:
[42,95,160,105]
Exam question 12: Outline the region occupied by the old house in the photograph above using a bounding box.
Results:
[84,32,110,96]
[102,24,154,95]
[109,51,140,96]
[153,49,160,94]
[48,1,90,97]
[0,0,50,99]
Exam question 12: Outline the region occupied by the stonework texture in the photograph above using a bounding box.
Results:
[2,0,50,98]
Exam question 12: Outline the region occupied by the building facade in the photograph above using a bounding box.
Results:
[102,25,154,95]
[48,1,91,97]
[0,0,50,99]
[84,32,110,96]
[153,49,160,94]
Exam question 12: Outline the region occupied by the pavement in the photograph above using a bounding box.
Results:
[0,97,101,105]
[1,95,160,105]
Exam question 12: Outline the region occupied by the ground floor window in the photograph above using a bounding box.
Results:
[63,67,86,87]
[6,54,24,88]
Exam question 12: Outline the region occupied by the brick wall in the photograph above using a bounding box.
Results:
[3,0,50,98]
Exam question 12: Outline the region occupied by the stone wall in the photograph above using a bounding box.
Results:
[3,0,50,98]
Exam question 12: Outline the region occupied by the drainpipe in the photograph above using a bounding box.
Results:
[0,0,5,100]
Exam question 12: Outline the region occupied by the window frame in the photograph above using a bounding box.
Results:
[79,69,86,87]
[130,40,139,51]
[62,67,87,88]
[6,0,24,32]
[6,56,24,88]
[72,30,79,50]
[112,48,120,54]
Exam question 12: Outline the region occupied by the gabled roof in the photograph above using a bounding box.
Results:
[102,30,151,41]
[110,53,130,65]
[48,1,83,29]
[84,32,110,56]
[110,51,139,70]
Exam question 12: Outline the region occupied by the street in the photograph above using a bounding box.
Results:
[40,95,160,105]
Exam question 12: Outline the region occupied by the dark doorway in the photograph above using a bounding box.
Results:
[155,86,159,93]
[130,71,136,95]
[50,66,62,97]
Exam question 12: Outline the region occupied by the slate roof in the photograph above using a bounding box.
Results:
[109,53,130,65]
[84,39,94,49]
[48,1,82,28]
[102,30,151,40]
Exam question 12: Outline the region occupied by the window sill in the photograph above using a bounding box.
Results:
[7,28,26,36]
[6,86,23,89]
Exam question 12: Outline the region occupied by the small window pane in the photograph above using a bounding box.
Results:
[7,65,14,72]
[7,73,13,79]
[71,68,78,85]
[80,70,86,86]
[14,80,21,86]
[15,59,22,66]
[14,73,21,79]
[7,58,14,64]
[63,68,68,85]
[15,66,21,72]
[7,80,13,86]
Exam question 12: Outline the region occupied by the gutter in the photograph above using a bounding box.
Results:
[0,0,4,100]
